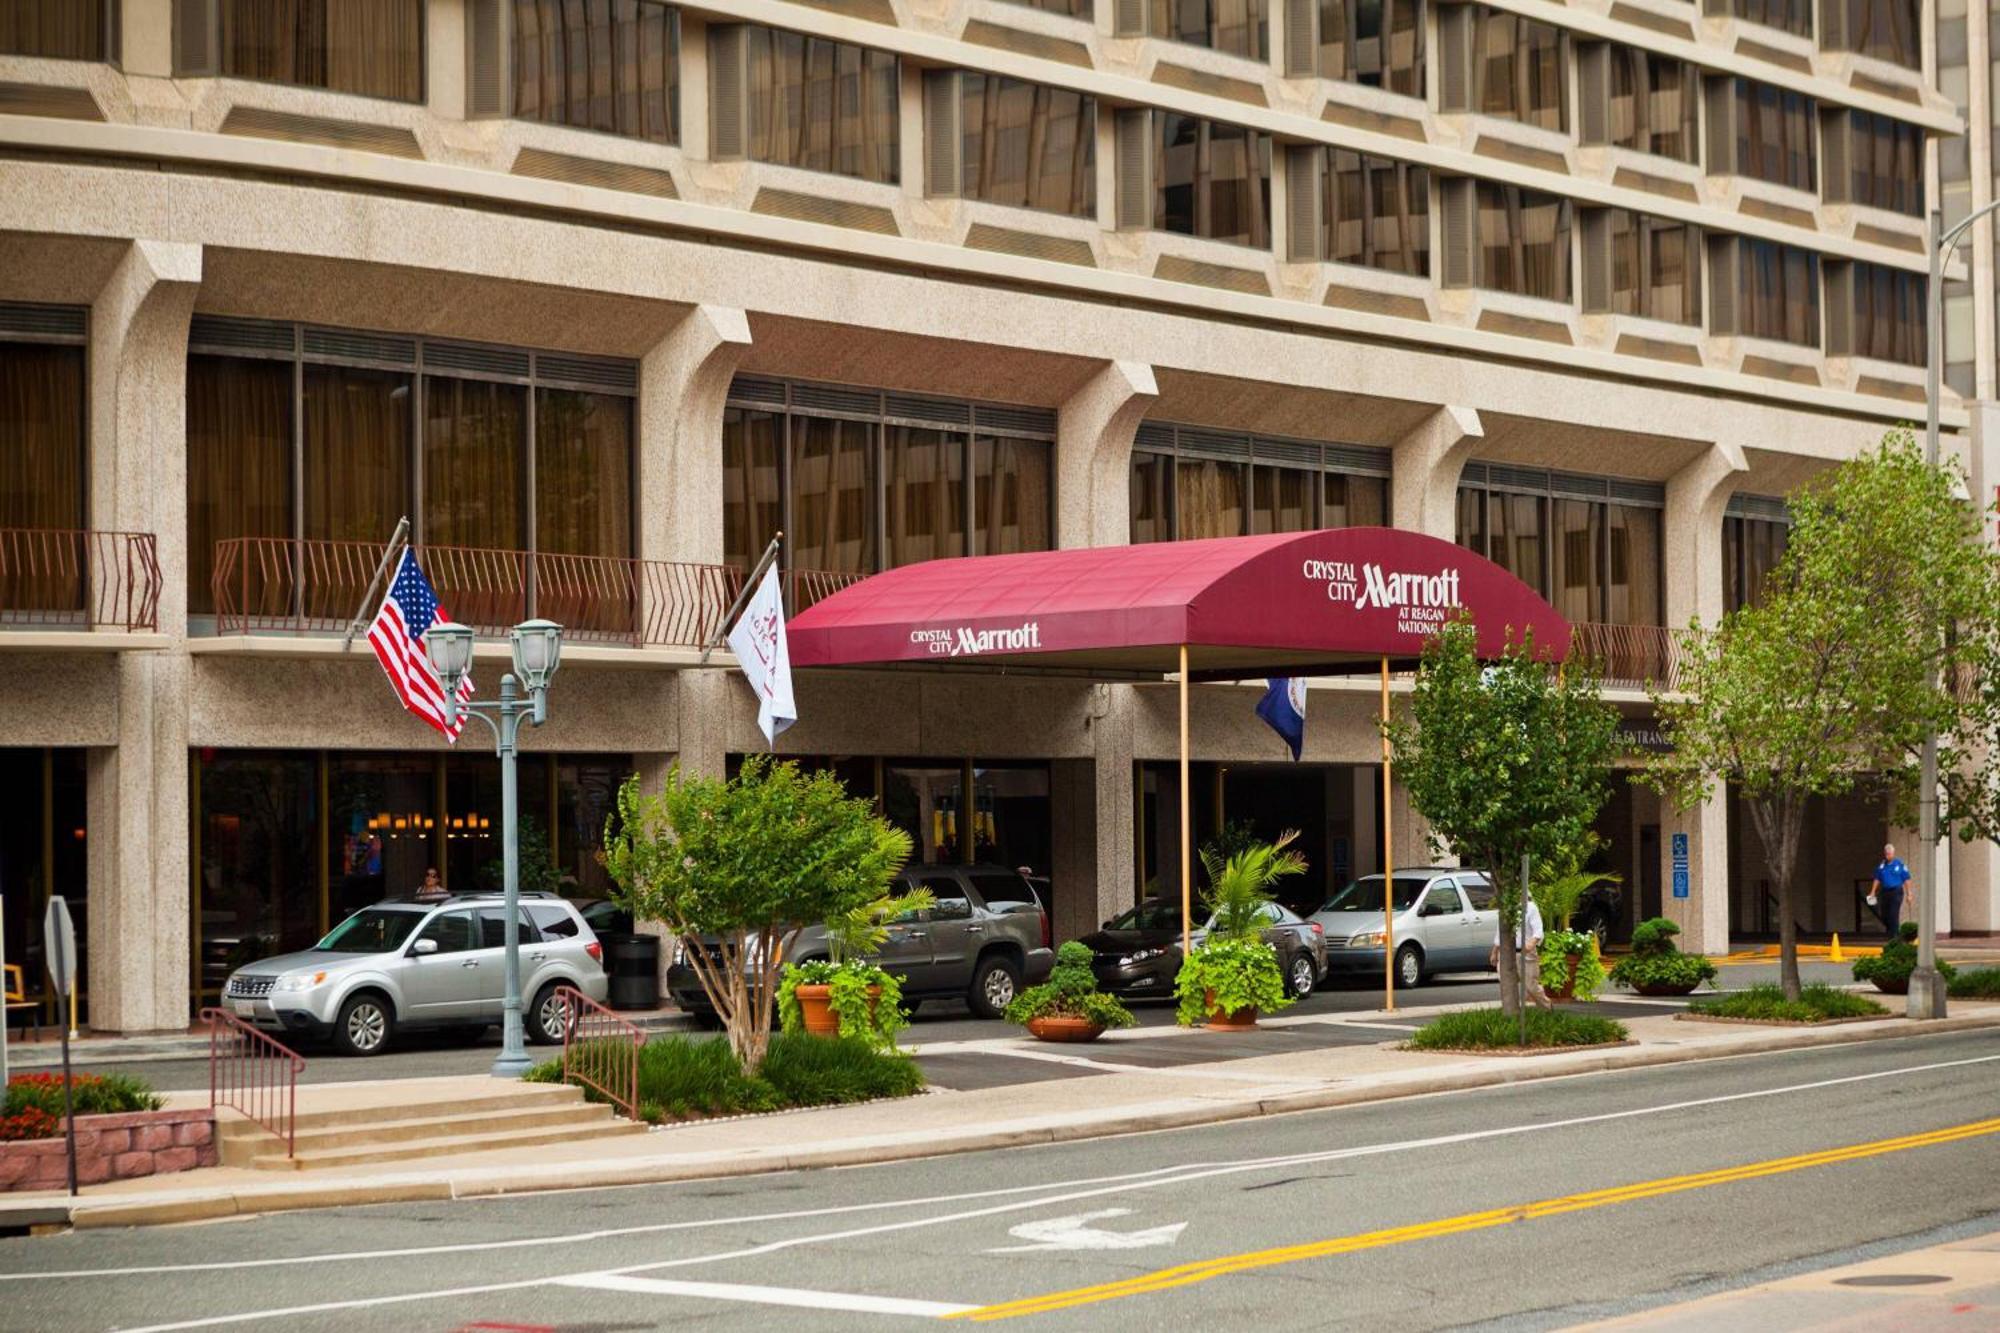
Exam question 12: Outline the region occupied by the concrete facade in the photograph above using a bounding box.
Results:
[0,0,1990,1031]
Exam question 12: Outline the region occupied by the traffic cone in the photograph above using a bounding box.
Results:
[1829,932,1844,962]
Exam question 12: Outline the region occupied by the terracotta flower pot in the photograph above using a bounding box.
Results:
[793,983,880,1037]
[1633,980,1700,997]
[1026,1015,1105,1043]
[1203,991,1258,1030]
[1869,976,1910,995]
[1545,953,1583,1003]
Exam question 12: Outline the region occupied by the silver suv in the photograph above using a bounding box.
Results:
[221,893,610,1057]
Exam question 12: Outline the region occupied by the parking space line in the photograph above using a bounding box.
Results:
[552,1273,974,1318]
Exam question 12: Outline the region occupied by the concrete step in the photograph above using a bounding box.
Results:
[251,1115,646,1171]
[279,1100,624,1154]
[216,1082,586,1142]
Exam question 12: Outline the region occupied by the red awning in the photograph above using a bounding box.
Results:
[788,528,1570,679]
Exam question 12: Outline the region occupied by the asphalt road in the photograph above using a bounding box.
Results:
[66,960,1864,1094]
[6,1025,1996,1332]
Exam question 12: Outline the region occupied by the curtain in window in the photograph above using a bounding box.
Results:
[1606,503,1660,626]
[723,408,781,572]
[536,389,633,558]
[1608,211,1699,325]
[0,344,86,614]
[974,436,1051,555]
[1130,452,1173,543]
[1486,492,1545,596]
[1454,487,1484,554]
[1737,81,1816,192]
[885,426,964,567]
[1852,112,1922,216]
[1150,0,1268,60]
[0,0,106,58]
[960,74,1095,218]
[1251,465,1314,535]
[745,27,898,184]
[1728,0,1811,38]
[1741,240,1819,346]
[1472,10,1565,132]
[1156,113,1270,248]
[513,0,680,144]
[1174,459,1246,539]
[997,0,1090,13]
[789,415,873,573]
[222,0,423,101]
[187,355,294,617]
[1552,499,1601,624]
[1853,263,1924,366]
[1844,0,1918,69]
[1326,149,1428,274]
[1609,48,1695,163]
[423,376,527,551]
[1477,183,1571,301]
[301,364,410,622]
[1316,0,1424,97]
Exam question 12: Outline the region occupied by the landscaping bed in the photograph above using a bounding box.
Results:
[1947,967,2000,1000]
[1682,984,1887,1025]
[0,1072,207,1193]
[1404,1007,1630,1054]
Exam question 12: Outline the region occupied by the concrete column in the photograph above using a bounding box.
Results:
[1055,361,1157,549]
[672,669,732,780]
[426,0,467,121]
[121,0,173,77]
[638,305,752,566]
[1661,797,1730,955]
[87,239,202,1033]
[1388,777,1432,871]
[1662,440,1747,629]
[1956,404,2000,935]
[1049,685,1137,942]
[680,17,712,161]
[1389,405,1482,538]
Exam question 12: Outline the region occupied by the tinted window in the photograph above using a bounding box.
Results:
[416,911,475,954]
[1460,877,1497,910]
[527,905,580,938]
[317,908,426,953]
[968,870,1040,911]
[1320,877,1429,913]
[1422,886,1463,915]
[477,909,541,949]
[1107,899,1182,931]
[931,890,973,921]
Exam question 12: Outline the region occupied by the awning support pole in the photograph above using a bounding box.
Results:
[1382,656,1395,1014]
[1179,644,1192,963]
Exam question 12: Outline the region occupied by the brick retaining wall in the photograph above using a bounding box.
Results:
[0,1108,217,1192]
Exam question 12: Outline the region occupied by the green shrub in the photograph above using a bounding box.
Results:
[1408,1007,1627,1050]
[1689,984,1886,1023]
[1174,937,1292,1026]
[1947,966,2000,999]
[1608,916,1717,993]
[635,1036,779,1118]
[758,1032,926,1105]
[1627,916,1683,956]
[5,1071,163,1119]
[1005,941,1137,1031]
[1539,929,1608,1002]
[1853,924,1958,988]
[520,1058,563,1084]
[776,958,911,1050]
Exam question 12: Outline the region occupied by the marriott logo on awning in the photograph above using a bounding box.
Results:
[1355,564,1461,613]
[910,622,1043,657]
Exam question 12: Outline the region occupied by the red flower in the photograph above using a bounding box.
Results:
[0,1106,60,1142]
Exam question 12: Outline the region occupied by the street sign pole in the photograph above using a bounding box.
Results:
[44,896,77,1197]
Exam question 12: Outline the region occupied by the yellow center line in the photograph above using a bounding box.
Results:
[949,1116,2000,1322]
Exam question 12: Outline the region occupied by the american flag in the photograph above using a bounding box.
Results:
[367,549,471,741]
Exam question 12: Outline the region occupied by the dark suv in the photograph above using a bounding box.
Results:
[666,864,1054,1020]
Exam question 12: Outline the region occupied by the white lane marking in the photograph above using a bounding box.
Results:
[552,1273,974,1317]
[989,1209,1187,1253]
[117,1277,554,1333]
[16,1041,1994,1323]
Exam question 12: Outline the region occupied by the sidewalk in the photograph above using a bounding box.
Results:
[5,998,1998,1231]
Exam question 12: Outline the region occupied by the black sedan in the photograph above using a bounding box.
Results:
[1077,899,1327,1002]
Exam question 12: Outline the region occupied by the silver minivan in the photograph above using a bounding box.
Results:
[1311,868,1497,989]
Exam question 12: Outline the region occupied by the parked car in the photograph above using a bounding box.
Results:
[1077,898,1327,1001]
[220,892,609,1056]
[666,864,1054,1020]
[1312,868,1497,988]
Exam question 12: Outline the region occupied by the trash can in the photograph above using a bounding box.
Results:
[606,933,660,1011]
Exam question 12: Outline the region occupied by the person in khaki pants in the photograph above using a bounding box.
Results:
[1490,896,1554,1009]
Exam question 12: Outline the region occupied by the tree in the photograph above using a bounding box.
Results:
[1645,433,1999,1000]
[1388,620,1620,1019]
[603,756,912,1067]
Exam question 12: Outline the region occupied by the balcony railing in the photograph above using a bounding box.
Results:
[785,567,864,614]
[211,538,742,649]
[0,528,161,631]
[1572,622,1680,691]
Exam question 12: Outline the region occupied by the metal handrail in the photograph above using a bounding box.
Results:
[558,985,645,1123]
[1571,621,1680,690]
[200,1007,306,1158]
[784,567,864,615]
[0,528,161,630]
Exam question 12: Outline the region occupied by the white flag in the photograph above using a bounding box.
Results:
[726,563,797,746]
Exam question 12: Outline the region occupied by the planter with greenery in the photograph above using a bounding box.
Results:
[777,884,933,1048]
[1003,941,1136,1043]
[1407,1008,1628,1052]
[1539,930,1607,1003]
[1852,922,1957,996]
[1173,834,1306,1029]
[1608,917,1717,996]
[1685,983,1886,1024]
[1948,967,2000,999]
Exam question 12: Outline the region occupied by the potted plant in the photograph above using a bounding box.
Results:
[1607,916,1717,997]
[1852,922,1956,995]
[1539,929,1608,1003]
[1004,941,1136,1042]
[778,884,933,1049]
[1173,832,1306,1030]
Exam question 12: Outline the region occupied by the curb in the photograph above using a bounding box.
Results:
[8,1010,2000,1230]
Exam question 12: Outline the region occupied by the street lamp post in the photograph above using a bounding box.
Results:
[1913,200,2000,1020]
[425,617,564,1076]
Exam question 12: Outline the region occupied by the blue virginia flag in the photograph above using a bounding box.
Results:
[1256,678,1307,760]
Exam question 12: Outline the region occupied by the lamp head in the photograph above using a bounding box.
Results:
[511,619,563,692]
[424,621,475,698]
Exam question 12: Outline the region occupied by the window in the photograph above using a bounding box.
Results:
[1155,113,1272,248]
[1720,0,1812,38]
[1848,111,1923,216]
[1735,79,1816,192]
[722,379,1056,580]
[476,909,541,949]
[1850,261,1925,365]
[1315,0,1424,98]
[959,73,1096,218]
[416,911,476,953]
[525,904,580,938]
[1739,238,1821,346]
[0,1,116,60]
[1836,0,1917,69]
[1475,182,1572,302]
[1607,210,1701,325]
[512,0,680,145]
[1149,0,1268,61]
[1470,8,1567,132]
[1129,422,1388,543]
[1325,150,1430,275]
[1459,876,1496,910]
[185,319,637,616]
[1723,507,1789,613]
[1608,46,1696,163]
[0,337,87,615]
[1001,0,1089,13]
[208,0,425,102]
[744,26,898,183]
[1456,467,1663,624]
[968,869,1040,912]
[1422,886,1462,916]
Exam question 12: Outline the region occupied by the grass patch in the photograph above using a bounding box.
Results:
[1407,1007,1628,1051]
[1687,984,1886,1023]
[523,1031,925,1123]
[1948,967,2000,999]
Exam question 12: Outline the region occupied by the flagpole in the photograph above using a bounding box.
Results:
[1179,644,1192,963]
[1382,655,1395,1014]
[702,532,784,666]
[342,516,410,651]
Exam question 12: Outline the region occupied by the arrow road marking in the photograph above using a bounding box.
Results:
[989,1209,1188,1253]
